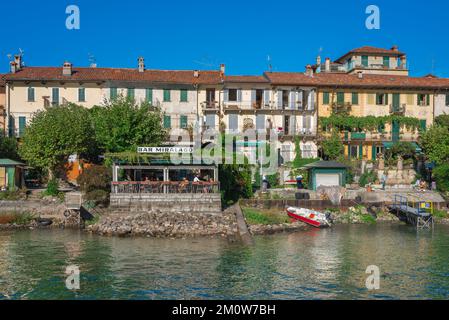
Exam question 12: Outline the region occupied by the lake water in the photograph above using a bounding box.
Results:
[0,224,448,300]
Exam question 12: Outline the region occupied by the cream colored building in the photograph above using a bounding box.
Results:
[4,57,222,140]
[0,75,5,135]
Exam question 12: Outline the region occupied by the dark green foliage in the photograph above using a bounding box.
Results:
[387,142,416,160]
[77,165,112,206]
[44,179,59,196]
[0,136,20,160]
[219,164,253,206]
[321,131,344,160]
[359,170,377,187]
[433,163,449,193]
[435,115,449,128]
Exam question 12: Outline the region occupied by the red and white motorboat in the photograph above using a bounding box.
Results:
[286,207,333,228]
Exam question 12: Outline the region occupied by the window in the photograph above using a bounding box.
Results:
[378,123,385,133]
[417,94,430,106]
[146,88,153,103]
[337,92,345,104]
[282,90,289,108]
[376,93,388,105]
[206,89,216,104]
[180,115,188,129]
[228,89,238,102]
[27,87,35,102]
[383,56,390,68]
[323,92,330,105]
[419,120,427,131]
[52,88,59,104]
[127,88,135,100]
[362,56,369,67]
[163,115,171,128]
[78,88,86,102]
[110,87,118,100]
[352,93,359,105]
[18,117,26,137]
[205,114,216,129]
[163,89,171,102]
[180,89,188,102]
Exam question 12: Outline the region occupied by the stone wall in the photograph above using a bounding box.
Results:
[87,210,238,238]
[110,193,222,215]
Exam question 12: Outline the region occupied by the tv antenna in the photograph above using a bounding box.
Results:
[88,53,97,67]
[267,55,273,72]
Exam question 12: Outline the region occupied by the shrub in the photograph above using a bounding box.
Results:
[0,212,35,225]
[242,208,290,225]
[359,170,377,187]
[85,190,110,207]
[433,163,449,193]
[0,190,27,201]
[44,179,60,197]
[77,165,111,193]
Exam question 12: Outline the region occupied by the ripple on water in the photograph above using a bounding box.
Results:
[0,225,449,300]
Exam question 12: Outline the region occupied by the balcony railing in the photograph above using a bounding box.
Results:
[202,101,219,109]
[332,102,352,114]
[351,132,366,140]
[111,181,220,194]
[390,104,406,115]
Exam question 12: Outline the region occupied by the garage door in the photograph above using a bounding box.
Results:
[316,174,340,188]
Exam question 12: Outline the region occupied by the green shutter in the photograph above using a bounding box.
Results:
[163,115,171,128]
[18,116,26,137]
[146,88,153,103]
[127,88,135,99]
[337,92,344,104]
[180,89,188,102]
[78,88,85,102]
[446,93,449,106]
[8,116,14,137]
[323,92,330,104]
[419,120,427,131]
[352,93,359,105]
[383,56,390,67]
[362,56,368,67]
[392,120,400,143]
[359,144,363,159]
[426,94,430,106]
[164,89,171,102]
[372,145,377,161]
[52,88,59,104]
[378,124,385,133]
[385,94,389,105]
[180,115,188,128]
[27,87,34,101]
[110,88,118,100]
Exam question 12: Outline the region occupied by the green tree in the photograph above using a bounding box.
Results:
[90,97,167,153]
[219,163,253,206]
[435,115,449,128]
[421,125,449,165]
[321,130,344,161]
[387,142,416,160]
[18,104,96,178]
[0,136,20,160]
[433,163,449,193]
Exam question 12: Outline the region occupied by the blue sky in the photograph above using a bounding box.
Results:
[1,0,449,77]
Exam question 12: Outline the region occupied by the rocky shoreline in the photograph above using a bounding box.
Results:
[86,210,239,239]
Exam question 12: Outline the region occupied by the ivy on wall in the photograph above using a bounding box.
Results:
[319,115,421,132]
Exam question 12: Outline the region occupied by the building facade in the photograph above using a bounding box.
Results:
[0,75,5,136]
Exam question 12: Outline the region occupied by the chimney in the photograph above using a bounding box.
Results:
[10,61,18,74]
[193,70,199,78]
[14,55,22,70]
[63,61,73,76]
[325,58,331,72]
[305,64,313,77]
[316,55,321,67]
[220,64,226,75]
[357,71,363,79]
[391,45,399,52]
[138,57,145,73]
[400,55,407,68]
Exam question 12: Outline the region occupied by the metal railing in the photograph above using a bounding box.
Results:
[111,181,220,194]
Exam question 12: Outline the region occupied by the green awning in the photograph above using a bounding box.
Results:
[382,142,422,153]
[0,159,25,166]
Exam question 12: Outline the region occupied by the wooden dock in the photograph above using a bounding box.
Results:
[388,195,434,229]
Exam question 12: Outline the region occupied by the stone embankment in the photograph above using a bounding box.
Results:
[86,210,239,238]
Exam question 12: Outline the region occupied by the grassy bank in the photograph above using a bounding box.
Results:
[242,207,291,225]
[0,212,36,225]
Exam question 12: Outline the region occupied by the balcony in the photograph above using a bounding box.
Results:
[390,104,406,115]
[202,101,219,110]
[332,102,352,115]
[351,132,366,140]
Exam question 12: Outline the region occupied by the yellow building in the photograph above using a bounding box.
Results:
[315,73,449,160]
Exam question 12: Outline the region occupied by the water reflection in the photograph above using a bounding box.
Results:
[0,224,448,300]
